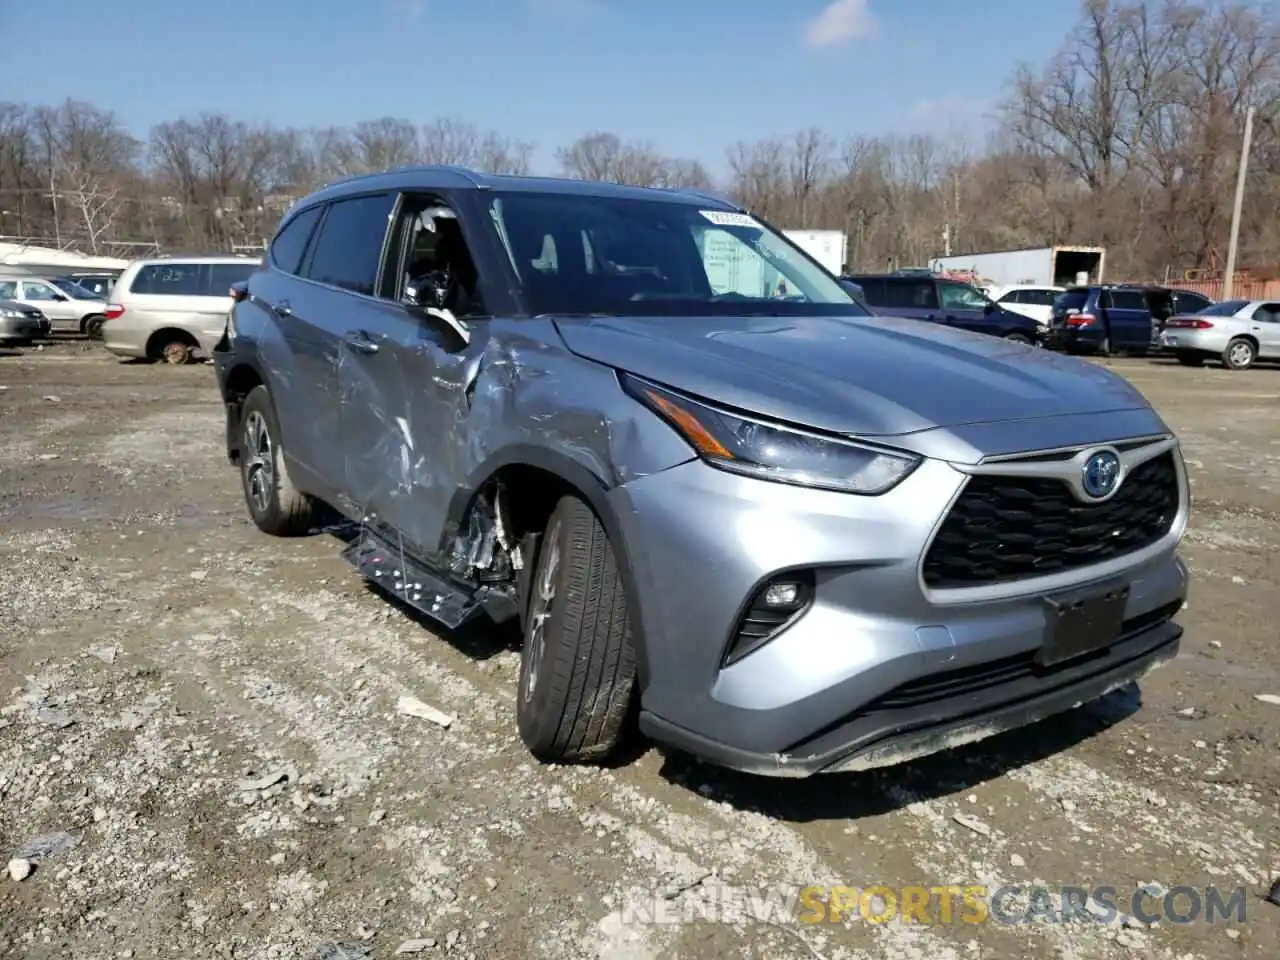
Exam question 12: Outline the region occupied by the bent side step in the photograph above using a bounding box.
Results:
[341,528,479,630]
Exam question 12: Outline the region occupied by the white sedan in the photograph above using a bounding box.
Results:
[1160,299,1280,370]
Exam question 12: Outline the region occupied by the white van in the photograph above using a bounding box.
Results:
[101,256,258,363]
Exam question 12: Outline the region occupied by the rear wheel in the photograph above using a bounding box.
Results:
[1222,337,1256,370]
[238,385,323,536]
[517,495,637,764]
[81,314,105,340]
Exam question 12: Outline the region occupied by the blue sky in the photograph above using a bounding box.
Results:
[2,0,1081,176]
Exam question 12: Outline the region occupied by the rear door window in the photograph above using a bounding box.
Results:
[883,279,937,309]
[305,193,397,296]
[128,263,210,296]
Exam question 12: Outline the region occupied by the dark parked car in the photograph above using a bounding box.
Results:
[211,167,1188,777]
[1045,285,1209,355]
[846,273,1043,343]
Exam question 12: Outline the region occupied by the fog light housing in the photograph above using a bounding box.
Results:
[722,570,816,667]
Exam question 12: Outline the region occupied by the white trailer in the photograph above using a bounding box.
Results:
[928,246,1106,288]
[784,230,848,276]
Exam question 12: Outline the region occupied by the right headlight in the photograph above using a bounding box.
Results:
[620,373,921,495]
[0,308,22,319]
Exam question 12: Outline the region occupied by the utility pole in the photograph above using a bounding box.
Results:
[942,224,951,257]
[1224,105,1255,300]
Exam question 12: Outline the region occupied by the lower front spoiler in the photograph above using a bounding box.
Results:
[639,619,1182,778]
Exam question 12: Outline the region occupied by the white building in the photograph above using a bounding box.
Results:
[0,241,130,275]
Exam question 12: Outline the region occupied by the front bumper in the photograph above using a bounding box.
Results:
[0,315,43,341]
[613,438,1188,777]
[642,613,1181,776]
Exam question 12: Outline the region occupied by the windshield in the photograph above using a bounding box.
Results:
[1196,299,1247,316]
[52,277,98,299]
[486,191,867,318]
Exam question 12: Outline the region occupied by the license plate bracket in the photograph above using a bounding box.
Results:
[1038,581,1130,668]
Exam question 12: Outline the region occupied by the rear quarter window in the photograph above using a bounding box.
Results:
[270,205,323,276]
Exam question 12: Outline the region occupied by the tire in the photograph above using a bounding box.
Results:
[82,315,105,340]
[1222,337,1256,370]
[237,385,322,536]
[517,495,637,764]
[1003,332,1033,345]
[1176,352,1205,367]
[159,339,196,365]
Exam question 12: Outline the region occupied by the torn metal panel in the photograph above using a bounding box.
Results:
[336,315,695,570]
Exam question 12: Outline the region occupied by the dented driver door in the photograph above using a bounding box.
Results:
[338,302,486,564]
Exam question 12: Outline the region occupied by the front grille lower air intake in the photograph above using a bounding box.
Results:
[922,451,1179,589]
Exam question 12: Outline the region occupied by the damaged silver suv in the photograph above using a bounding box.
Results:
[214,167,1189,776]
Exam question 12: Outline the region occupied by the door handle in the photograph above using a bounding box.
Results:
[344,331,379,354]
[271,299,292,317]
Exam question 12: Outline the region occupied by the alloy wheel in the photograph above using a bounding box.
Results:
[522,524,561,703]
[243,410,275,515]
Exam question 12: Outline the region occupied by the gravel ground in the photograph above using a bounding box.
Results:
[1,340,1277,960]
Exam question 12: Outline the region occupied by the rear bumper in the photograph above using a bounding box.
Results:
[1044,325,1104,352]
[1159,330,1229,354]
[641,614,1182,777]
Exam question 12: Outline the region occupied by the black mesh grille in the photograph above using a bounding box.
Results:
[923,451,1179,588]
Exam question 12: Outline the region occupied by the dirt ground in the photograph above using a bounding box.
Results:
[0,339,1277,960]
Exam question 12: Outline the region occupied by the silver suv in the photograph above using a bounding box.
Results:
[214,168,1189,776]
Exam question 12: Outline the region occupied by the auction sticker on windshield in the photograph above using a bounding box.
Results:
[700,210,761,228]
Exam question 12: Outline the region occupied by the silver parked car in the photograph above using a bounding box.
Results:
[0,275,105,337]
[102,256,258,364]
[1160,299,1280,370]
[213,168,1189,776]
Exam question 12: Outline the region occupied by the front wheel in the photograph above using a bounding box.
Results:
[238,385,323,536]
[517,495,637,764]
[1222,337,1256,370]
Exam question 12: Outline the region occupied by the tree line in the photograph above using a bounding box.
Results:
[1,0,1276,280]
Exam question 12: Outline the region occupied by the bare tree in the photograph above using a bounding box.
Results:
[30,100,138,252]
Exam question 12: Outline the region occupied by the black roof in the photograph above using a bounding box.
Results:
[305,165,741,211]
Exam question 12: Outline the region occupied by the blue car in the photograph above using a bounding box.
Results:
[1046,285,1213,355]
[847,273,1043,344]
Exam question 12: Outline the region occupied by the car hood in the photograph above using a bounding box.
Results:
[553,313,1153,437]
